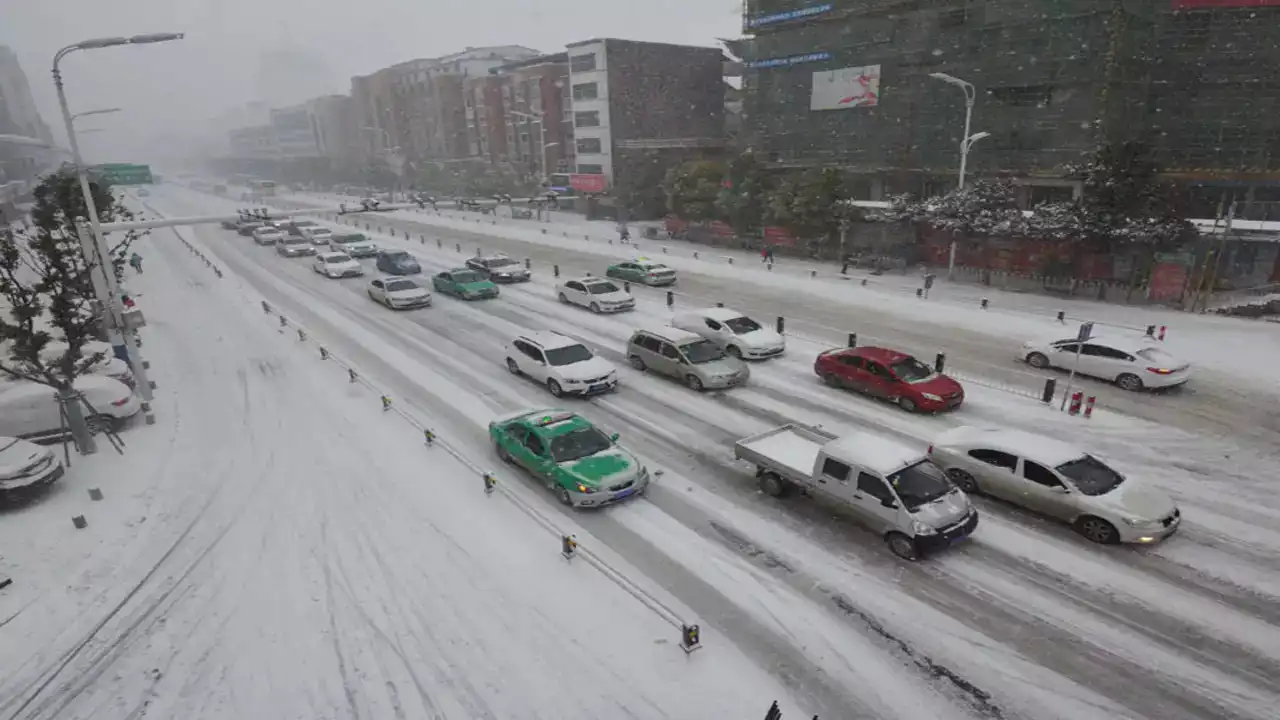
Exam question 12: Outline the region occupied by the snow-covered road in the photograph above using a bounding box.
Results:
[28,182,1273,719]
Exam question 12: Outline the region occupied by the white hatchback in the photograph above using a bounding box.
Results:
[505,331,618,397]
[556,276,635,313]
[313,252,364,279]
[1020,335,1191,391]
[930,426,1181,545]
[0,375,141,441]
[671,307,785,360]
[367,276,431,309]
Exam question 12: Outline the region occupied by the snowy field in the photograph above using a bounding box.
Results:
[4,182,1277,719]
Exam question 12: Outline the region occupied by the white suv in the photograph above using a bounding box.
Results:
[556,276,635,313]
[504,332,618,397]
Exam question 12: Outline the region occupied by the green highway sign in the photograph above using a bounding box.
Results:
[90,163,153,186]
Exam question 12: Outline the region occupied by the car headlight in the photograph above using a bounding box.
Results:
[563,378,582,384]
[1122,516,1154,527]
[575,482,597,494]
[922,393,943,402]
[911,520,938,536]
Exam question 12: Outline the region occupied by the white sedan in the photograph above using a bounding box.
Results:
[0,375,141,442]
[367,276,431,309]
[555,276,634,313]
[313,252,364,279]
[1020,335,1191,391]
[505,331,618,397]
[929,426,1181,545]
[0,436,65,498]
[252,227,284,246]
[670,307,785,359]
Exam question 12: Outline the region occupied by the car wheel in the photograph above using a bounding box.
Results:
[897,396,917,413]
[86,414,118,435]
[885,532,919,561]
[589,302,601,313]
[506,357,521,375]
[556,485,574,507]
[1026,352,1050,369]
[629,355,646,371]
[1117,373,1144,392]
[946,468,979,494]
[819,372,841,388]
[548,379,564,397]
[558,292,569,304]
[367,290,375,301]
[1076,516,1118,544]
[686,375,704,391]
[496,442,512,464]
[726,345,742,359]
[758,471,787,498]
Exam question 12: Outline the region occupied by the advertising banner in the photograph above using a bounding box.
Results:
[763,226,798,247]
[1149,262,1190,302]
[811,65,881,110]
[569,174,607,194]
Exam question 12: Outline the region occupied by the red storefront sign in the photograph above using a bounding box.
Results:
[1149,262,1190,302]
[569,174,607,194]
[664,216,687,235]
[763,226,797,247]
[710,221,734,239]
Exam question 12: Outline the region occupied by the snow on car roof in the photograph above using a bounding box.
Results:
[699,306,749,322]
[824,431,925,476]
[318,251,350,260]
[634,324,702,344]
[935,426,1085,467]
[522,331,583,350]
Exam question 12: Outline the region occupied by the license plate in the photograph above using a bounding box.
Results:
[613,488,635,499]
[589,384,608,393]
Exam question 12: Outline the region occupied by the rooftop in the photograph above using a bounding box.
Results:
[521,331,583,351]
[825,432,923,476]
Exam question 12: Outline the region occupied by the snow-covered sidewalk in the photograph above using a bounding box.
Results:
[0,229,807,719]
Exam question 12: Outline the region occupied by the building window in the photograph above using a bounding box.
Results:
[570,53,597,73]
[572,82,599,101]
[576,137,603,154]
[990,85,1054,107]
[574,111,600,127]
[577,163,604,174]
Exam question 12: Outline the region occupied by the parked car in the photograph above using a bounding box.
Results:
[0,436,65,499]
[1020,335,1191,391]
[505,332,618,397]
[375,250,421,275]
[329,233,378,258]
[671,307,785,360]
[236,221,264,236]
[367,276,431,309]
[253,226,285,246]
[276,235,316,257]
[815,346,964,413]
[930,426,1181,545]
[300,225,334,245]
[466,254,531,283]
[432,268,499,300]
[625,326,748,391]
[606,258,677,286]
[0,375,141,442]
[734,423,978,560]
[282,219,321,237]
[489,408,650,507]
[37,341,134,390]
[555,276,634,313]
[312,251,363,279]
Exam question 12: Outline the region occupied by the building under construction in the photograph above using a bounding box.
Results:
[740,0,1280,216]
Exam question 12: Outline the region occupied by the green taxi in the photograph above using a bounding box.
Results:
[605,258,677,286]
[432,268,499,300]
[489,409,650,507]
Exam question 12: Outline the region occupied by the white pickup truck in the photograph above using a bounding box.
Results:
[733,423,978,560]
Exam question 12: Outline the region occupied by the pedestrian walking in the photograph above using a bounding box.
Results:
[129,252,143,274]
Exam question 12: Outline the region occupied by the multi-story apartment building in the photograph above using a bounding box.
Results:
[0,46,52,145]
[351,68,398,164]
[740,0,1280,211]
[270,103,322,158]
[466,53,574,179]
[227,125,277,159]
[563,38,726,193]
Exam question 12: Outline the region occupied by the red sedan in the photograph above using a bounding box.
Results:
[814,346,965,413]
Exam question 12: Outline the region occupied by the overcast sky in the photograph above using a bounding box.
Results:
[5,0,740,163]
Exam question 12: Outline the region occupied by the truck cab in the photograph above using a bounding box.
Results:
[734,424,978,560]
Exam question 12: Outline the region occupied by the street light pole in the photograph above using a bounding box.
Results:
[929,72,993,279]
[53,33,183,431]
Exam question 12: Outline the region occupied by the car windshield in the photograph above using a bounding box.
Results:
[385,252,409,261]
[338,235,367,244]
[586,282,619,294]
[549,427,613,463]
[285,237,307,244]
[723,316,761,334]
[641,263,671,272]
[890,357,935,383]
[452,270,484,283]
[293,221,317,227]
[488,259,520,269]
[545,344,593,366]
[1055,454,1125,496]
[385,280,419,292]
[326,254,352,263]
[887,461,954,511]
[681,339,725,364]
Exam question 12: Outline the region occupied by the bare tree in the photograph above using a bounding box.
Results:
[0,168,143,453]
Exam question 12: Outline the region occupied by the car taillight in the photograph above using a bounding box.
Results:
[111,397,131,407]
[1146,367,1174,375]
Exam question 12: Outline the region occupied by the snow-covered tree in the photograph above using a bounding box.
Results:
[716,151,768,236]
[664,159,725,222]
[764,167,856,249]
[0,168,143,453]
[873,180,1030,238]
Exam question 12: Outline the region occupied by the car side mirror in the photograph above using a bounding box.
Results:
[880,497,898,509]
[610,432,620,442]
[1052,485,1070,494]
